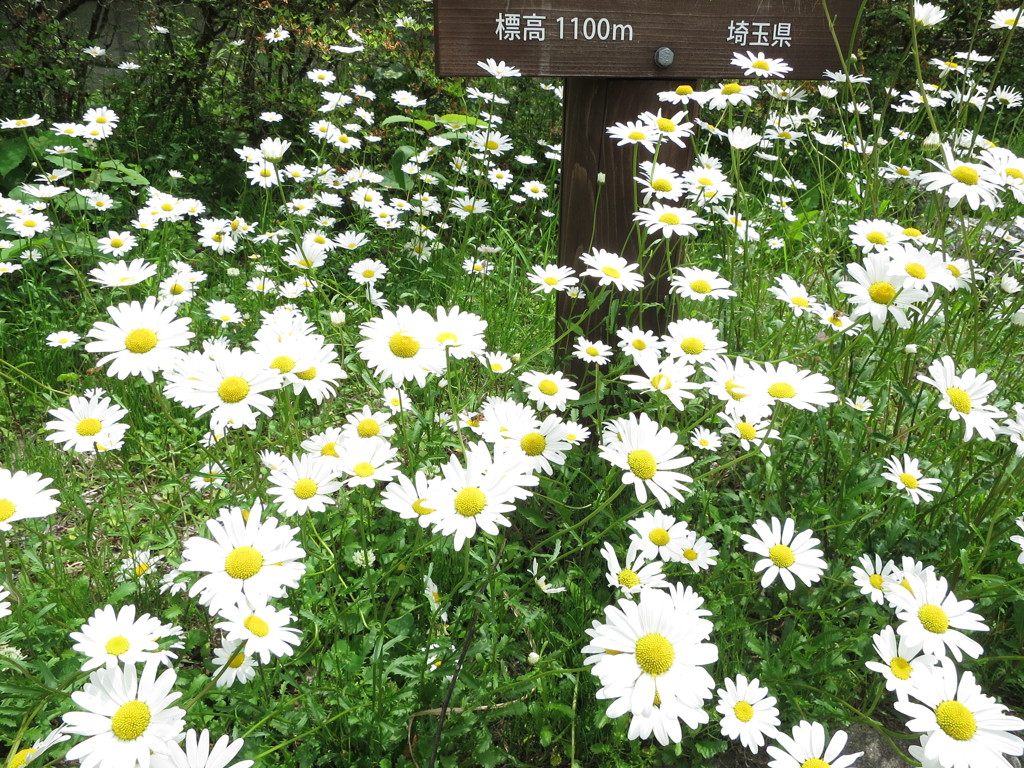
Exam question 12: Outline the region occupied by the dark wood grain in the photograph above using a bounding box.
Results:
[554,79,697,372]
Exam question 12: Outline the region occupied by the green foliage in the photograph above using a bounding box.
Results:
[2,2,1024,768]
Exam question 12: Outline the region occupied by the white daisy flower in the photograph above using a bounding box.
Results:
[864,625,940,702]
[63,661,185,768]
[766,720,862,768]
[894,657,1024,768]
[741,517,828,590]
[716,675,781,753]
[889,572,988,661]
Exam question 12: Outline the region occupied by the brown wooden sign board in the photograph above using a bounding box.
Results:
[435,0,862,80]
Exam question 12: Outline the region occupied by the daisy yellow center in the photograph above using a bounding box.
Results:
[676,85,694,95]
[296,367,316,380]
[868,281,896,304]
[658,212,681,225]
[628,130,645,140]
[110,700,151,741]
[24,219,37,228]
[76,417,103,436]
[800,760,830,768]
[320,442,339,457]
[866,231,888,245]
[946,387,972,414]
[0,499,15,521]
[649,528,670,546]
[947,264,962,277]
[618,568,640,587]
[134,563,150,576]
[905,263,927,279]
[244,614,270,637]
[651,373,672,390]
[634,633,674,676]
[124,328,157,354]
[225,546,264,579]
[353,462,375,477]
[436,331,458,344]
[602,266,622,278]
[722,83,742,95]
[919,603,950,633]
[538,379,559,395]
[485,139,499,150]
[170,283,185,295]
[791,296,810,307]
[586,346,599,356]
[683,548,698,561]
[454,487,486,517]
[632,339,647,350]
[656,118,676,132]
[733,700,754,722]
[389,332,420,358]
[627,449,657,479]
[737,422,757,440]
[412,498,434,516]
[768,382,796,399]
[903,227,923,237]
[160,203,174,212]
[900,473,919,489]
[769,544,796,568]
[698,177,713,186]
[950,166,979,185]
[725,379,746,400]
[490,363,504,371]
[218,376,250,403]
[357,418,380,437]
[544,276,559,285]
[1006,168,1023,180]
[229,652,246,668]
[889,656,913,680]
[652,179,673,192]
[110,237,124,248]
[935,700,977,741]
[521,432,546,456]
[260,169,273,178]
[681,337,704,355]
[105,635,130,656]
[9,748,35,768]
[362,270,376,279]
[752,60,770,71]
[690,279,712,293]
[869,573,884,590]
[271,355,296,373]
[294,478,318,499]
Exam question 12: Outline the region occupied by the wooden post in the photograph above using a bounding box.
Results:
[555,78,697,368]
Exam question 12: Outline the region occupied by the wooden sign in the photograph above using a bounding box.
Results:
[435,0,862,80]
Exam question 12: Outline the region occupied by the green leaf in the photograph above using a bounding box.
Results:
[381,115,437,131]
[0,135,29,177]
[436,114,486,127]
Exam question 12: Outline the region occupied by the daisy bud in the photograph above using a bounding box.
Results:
[904,344,919,354]
[330,310,347,326]
[527,652,540,666]
[596,172,606,185]
[511,353,521,364]
[226,267,240,277]
[922,131,941,150]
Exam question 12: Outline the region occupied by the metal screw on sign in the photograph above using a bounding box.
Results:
[653,47,674,69]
